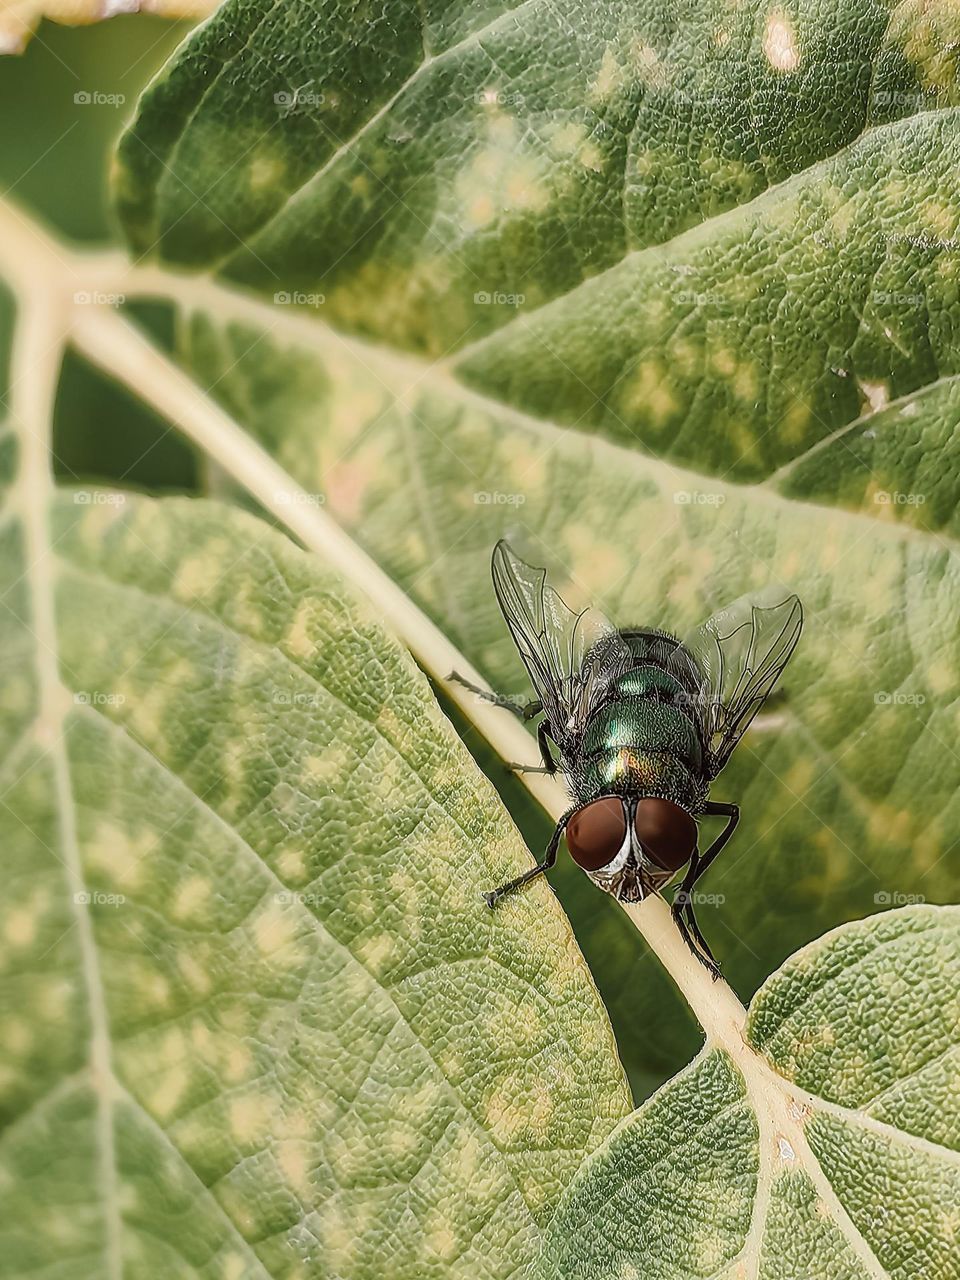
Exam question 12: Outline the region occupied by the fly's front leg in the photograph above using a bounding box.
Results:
[484,808,574,906]
[671,801,740,981]
[699,801,740,874]
[447,671,542,720]
[671,853,721,982]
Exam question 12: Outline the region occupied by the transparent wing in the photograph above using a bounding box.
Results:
[491,541,630,747]
[685,590,803,778]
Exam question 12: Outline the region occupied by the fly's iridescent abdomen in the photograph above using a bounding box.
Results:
[568,629,709,813]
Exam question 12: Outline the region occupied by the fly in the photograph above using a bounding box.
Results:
[454,541,803,979]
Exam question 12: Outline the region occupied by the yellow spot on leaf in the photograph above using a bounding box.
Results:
[356,932,394,976]
[149,1066,188,1120]
[172,875,211,921]
[229,1093,273,1144]
[87,822,151,889]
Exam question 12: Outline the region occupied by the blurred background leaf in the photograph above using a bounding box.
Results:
[0,18,198,487]
[0,0,215,57]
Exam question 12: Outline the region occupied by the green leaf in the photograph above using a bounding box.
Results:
[0,488,630,1277]
[108,0,960,1093]
[457,108,960,480]
[544,905,960,1279]
[115,0,960,357]
[172,297,960,1097]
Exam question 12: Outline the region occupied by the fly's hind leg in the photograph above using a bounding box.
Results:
[447,671,542,720]
[508,722,559,776]
[446,672,558,777]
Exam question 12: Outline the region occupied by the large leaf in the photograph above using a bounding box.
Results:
[168,297,960,1098]
[457,107,960,479]
[108,0,960,1095]
[0,486,630,1277]
[115,0,960,356]
[544,905,960,1279]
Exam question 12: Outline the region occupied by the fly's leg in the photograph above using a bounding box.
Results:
[507,722,559,776]
[682,880,718,968]
[484,809,573,907]
[670,895,705,972]
[671,802,740,981]
[699,801,740,874]
[447,674,558,775]
[447,671,542,721]
[671,855,722,981]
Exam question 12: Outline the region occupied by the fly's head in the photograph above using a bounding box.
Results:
[565,794,697,901]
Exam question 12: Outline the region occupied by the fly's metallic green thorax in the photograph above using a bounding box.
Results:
[572,651,708,814]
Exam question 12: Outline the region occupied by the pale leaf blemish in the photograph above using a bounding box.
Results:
[763,8,801,73]
[221,1255,247,1280]
[149,1066,189,1120]
[858,378,890,413]
[248,151,287,193]
[6,1019,32,1055]
[229,1093,273,1144]
[87,821,152,889]
[547,119,586,154]
[632,40,668,89]
[225,1043,253,1084]
[172,874,211,921]
[177,950,212,996]
[5,902,43,948]
[252,901,303,963]
[276,846,307,881]
[286,598,322,660]
[589,47,624,103]
[356,931,394,975]
[277,1139,313,1197]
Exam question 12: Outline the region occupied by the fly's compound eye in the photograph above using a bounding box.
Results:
[633,797,697,873]
[565,797,628,871]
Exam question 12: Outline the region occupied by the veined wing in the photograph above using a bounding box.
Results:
[684,590,803,778]
[491,541,630,749]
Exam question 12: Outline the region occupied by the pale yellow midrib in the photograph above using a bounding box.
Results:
[11,297,123,1279]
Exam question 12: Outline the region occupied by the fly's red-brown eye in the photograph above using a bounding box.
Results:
[633,797,697,873]
[565,796,628,871]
